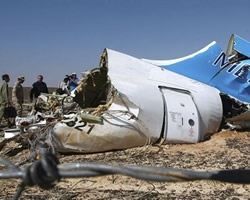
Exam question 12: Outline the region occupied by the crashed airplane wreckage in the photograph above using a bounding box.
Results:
[143,34,250,128]
[51,49,222,153]
[9,34,250,153]
[18,50,223,153]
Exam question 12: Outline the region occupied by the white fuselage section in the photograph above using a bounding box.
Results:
[53,49,223,153]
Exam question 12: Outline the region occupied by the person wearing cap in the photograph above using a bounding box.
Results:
[12,76,25,117]
[0,74,10,125]
[30,75,49,102]
[68,73,79,92]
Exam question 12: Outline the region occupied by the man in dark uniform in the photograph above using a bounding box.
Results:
[30,75,49,102]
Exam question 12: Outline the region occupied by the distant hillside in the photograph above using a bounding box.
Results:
[8,87,57,103]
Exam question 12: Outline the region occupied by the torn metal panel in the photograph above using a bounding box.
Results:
[10,47,227,153]
[142,34,250,104]
[73,67,110,108]
[142,41,222,86]
[53,92,151,153]
[6,35,250,155]
[106,49,164,139]
[227,34,250,59]
[4,129,20,139]
[107,49,222,140]
[220,94,249,120]
[51,48,223,153]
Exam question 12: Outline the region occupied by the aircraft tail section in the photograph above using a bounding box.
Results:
[227,34,250,59]
[143,35,250,103]
[143,42,225,86]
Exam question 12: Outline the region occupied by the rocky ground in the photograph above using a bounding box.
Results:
[0,127,249,199]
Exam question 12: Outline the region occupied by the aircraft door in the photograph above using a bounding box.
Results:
[159,86,200,143]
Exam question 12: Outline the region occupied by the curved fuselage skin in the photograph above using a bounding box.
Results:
[53,49,223,153]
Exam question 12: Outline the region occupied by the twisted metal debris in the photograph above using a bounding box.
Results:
[0,153,249,200]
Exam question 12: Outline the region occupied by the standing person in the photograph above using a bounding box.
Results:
[0,74,10,125]
[58,76,70,95]
[30,75,48,102]
[68,73,79,92]
[12,76,25,117]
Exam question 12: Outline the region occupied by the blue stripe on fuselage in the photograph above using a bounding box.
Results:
[160,42,250,103]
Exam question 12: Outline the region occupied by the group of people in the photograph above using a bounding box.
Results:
[58,72,80,95]
[0,72,80,127]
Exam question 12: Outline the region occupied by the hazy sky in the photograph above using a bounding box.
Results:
[1,0,250,87]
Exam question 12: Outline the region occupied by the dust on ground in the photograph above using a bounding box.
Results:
[0,129,249,200]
